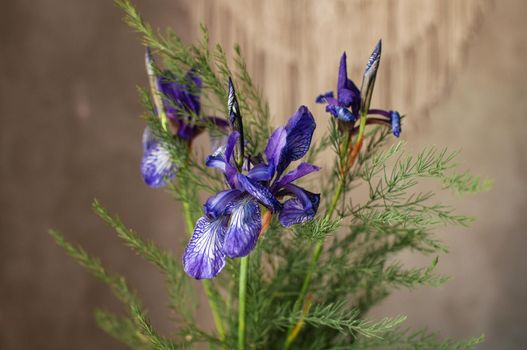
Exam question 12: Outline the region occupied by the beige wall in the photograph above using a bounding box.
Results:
[1,0,525,349]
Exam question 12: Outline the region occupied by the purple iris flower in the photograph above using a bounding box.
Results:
[141,48,227,188]
[316,41,402,137]
[183,105,320,279]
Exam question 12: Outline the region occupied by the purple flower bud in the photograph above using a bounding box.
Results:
[360,40,382,116]
[390,111,401,137]
[228,77,245,168]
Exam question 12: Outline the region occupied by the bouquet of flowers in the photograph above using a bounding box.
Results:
[50,1,490,349]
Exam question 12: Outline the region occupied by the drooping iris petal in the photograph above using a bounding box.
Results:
[175,121,202,141]
[276,106,316,176]
[248,162,275,182]
[237,174,282,212]
[205,131,240,187]
[265,126,287,171]
[204,189,243,219]
[272,162,320,191]
[315,91,337,105]
[223,197,262,258]
[337,52,361,108]
[390,111,401,137]
[278,184,320,227]
[205,154,227,172]
[183,216,227,279]
[326,105,356,123]
[159,69,202,119]
[141,137,176,188]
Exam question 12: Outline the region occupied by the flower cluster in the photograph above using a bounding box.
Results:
[141,48,227,188]
[183,80,320,279]
[316,41,402,137]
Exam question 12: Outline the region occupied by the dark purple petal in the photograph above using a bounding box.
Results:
[276,106,316,176]
[159,69,202,119]
[225,131,240,164]
[265,126,287,170]
[367,109,390,118]
[204,189,243,219]
[183,216,227,279]
[272,162,320,191]
[278,184,320,227]
[207,116,230,129]
[248,163,275,182]
[141,137,177,188]
[205,155,238,189]
[223,197,262,258]
[206,155,227,172]
[315,91,337,105]
[337,52,361,108]
[390,111,401,137]
[326,105,356,123]
[206,131,240,185]
[176,122,202,141]
[337,52,348,92]
[237,174,282,212]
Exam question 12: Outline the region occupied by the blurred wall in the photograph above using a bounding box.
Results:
[1,0,526,349]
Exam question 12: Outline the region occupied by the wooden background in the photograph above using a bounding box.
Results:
[2,0,527,349]
[184,0,489,129]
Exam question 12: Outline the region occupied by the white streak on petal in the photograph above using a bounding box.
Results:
[183,216,227,279]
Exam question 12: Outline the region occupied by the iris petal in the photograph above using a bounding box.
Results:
[279,184,320,227]
[205,154,227,172]
[315,91,336,104]
[337,52,361,108]
[238,174,281,212]
[141,138,176,188]
[391,111,401,137]
[159,69,202,118]
[326,105,356,123]
[276,106,316,176]
[248,163,275,181]
[264,126,287,171]
[204,189,243,219]
[225,131,240,165]
[183,216,227,279]
[223,197,262,258]
[272,162,320,191]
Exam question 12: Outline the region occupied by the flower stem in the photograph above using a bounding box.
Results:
[238,255,249,350]
[181,197,226,340]
[284,113,368,348]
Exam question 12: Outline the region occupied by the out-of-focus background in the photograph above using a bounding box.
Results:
[1,0,526,348]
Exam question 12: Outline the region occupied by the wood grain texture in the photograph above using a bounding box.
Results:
[181,0,490,129]
[7,1,527,350]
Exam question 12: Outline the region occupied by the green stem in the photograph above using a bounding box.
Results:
[181,196,226,340]
[284,112,368,348]
[238,256,249,350]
